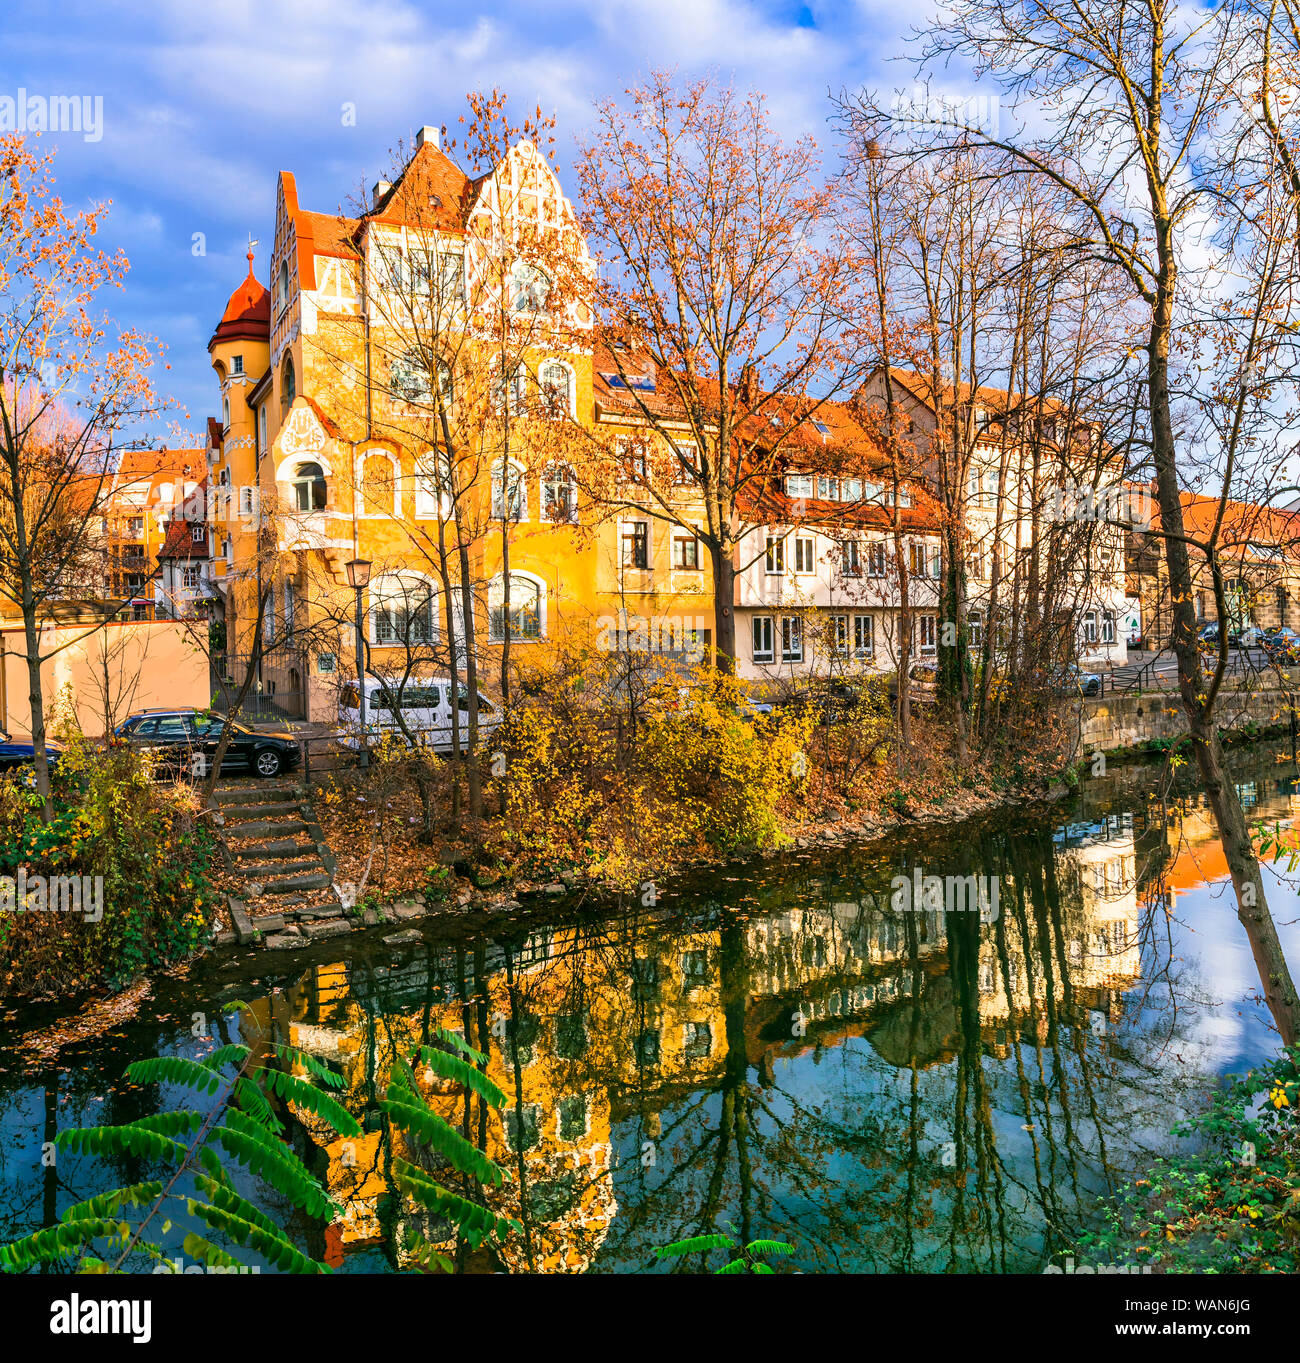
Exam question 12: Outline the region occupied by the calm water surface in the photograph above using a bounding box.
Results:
[3,743,1299,1273]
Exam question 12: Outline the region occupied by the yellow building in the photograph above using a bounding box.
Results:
[206,127,715,720]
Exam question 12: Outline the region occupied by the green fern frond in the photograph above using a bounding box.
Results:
[392,1158,519,1245]
[232,1076,285,1135]
[265,1042,347,1089]
[192,1175,284,1239]
[429,1026,488,1068]
[216,1111,338,1221]
[255,1066,362,1136]
[132,1111,205,1139]
[199,1044,250,1073]
[0,1218,130,1272]
[715,1257,749,1274]
[186,1201,330,1274]
[124,1055,224,1096]
[180,1231,243,1270]
[743,1239,795,1256]
[413,1045,506,1108]
[62,1181,165,1223]
[654,1233,732,1257]
[381,1097,504,1187]
[55,1123,189,1166]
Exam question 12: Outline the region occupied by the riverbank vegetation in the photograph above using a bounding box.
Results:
[0,733,217,998]
[1079,1048,1300,1274]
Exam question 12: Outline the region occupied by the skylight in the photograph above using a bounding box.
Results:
[813,420,831,434]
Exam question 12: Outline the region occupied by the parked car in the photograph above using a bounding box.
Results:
[776,680,869,724]
[1053,663,1103,697]
[1265,627,1300,663]
[338,677,501,754]
[1198,620,1242,648]
[115,709,300,778]
[0,729,63,773]
[1238,624,1267,648]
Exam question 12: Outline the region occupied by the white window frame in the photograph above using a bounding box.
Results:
[765,536,785,575]
[488,571,546,643]
[853,614,874,659]
[793,536,816,574]
[538,358,576,419]
[918,614,938,655]
[781,615,804,663]
[491,459,527,522]
[752,614,774,663]
[540,462,577,523]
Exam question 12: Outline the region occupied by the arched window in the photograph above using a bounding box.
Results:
[358,449,399,517]
[538,360,575,419]
[370,574,436,646]
[511,261,550,313]
[492,361,526,415]
[278,260,289,306]
[491,460,526,522]
[281,353,296,409]
[415,450,454,520]
[488,573,543,642]
[290,461,327,512]
[540,463,576,523]
[222,396,230,429]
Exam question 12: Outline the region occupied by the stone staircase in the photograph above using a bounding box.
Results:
[211,783,346,945]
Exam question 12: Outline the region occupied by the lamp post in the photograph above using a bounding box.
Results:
[345,558,372,769]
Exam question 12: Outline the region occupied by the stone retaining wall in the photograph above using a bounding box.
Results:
[1078,686,1300,754]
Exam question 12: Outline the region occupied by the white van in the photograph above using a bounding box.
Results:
[338,677,501,753]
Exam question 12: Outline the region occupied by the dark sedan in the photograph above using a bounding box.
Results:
[0,729,64,773]
[114,710,300,778]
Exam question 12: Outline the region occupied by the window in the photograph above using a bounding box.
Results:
[781,616,804,663]
[239,485,255,518]
[283,582,294,635]
[896,485,912,508]
[493,363,527,415]
[191,523,205,544]
[682,950,710,990]
[538,360,575,419]
[1101,610,1116,644]
[671,442,699,485]
[488,574,542,642]
[672,531,700,569]
[842,477,863,501]
[502,1014,540,1067]
[793,537,815,574]
[554,1012,587,1060]
[765,536,785,574]
[290,461,327,512]
[630,957,660,1001]
[634,1028,661,1068]
[866,542,887,578]
[391,349,450,407]
[840,540,861,576]
[277,260,289,307]
[232,354,243,375]
[258,405,267,454]
[491,461,526,521]
[1083,610,1098,643]
[786,473,814,499]
[829,613,849,656]
[616,435,649,484]
[511,260,550,313]
[622,521,649,570]
[984,469,1000,504]
[752,615,774,663]
[281,353,295,408]
[415,452,453,519]
[222,397,230,428]
[181,565,201,589]
[853,614,874,658]
[127,516,144,537]
[437,250,464,307]
[968,609,984,648]
[504,1105,541,1153]
[683,1021,713,1062]
[370,575,435,645]
[817,476,839,500]
[918,615,937,655]
[540,463,576,523]
[557,1095,588,1142]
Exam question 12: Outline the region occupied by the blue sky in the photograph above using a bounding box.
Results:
[1,0,927,439]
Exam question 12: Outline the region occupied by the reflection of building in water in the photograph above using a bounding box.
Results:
[279,822,1143,1268]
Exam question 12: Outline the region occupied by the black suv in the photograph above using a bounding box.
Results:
[114,710,300,778]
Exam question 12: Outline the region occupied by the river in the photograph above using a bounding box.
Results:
[3,741,1299,1273]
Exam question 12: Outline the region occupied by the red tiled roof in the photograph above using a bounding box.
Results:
[209,250,270,351]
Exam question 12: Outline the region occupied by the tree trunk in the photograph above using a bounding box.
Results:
[712,545,737,674]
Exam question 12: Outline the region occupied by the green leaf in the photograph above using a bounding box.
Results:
[265,1042,347,1090]
[200,1044,251,1073]
[381,1095,504,1188]
[192,1175,285,1240]
[181,1231,243,1270]
[215,1110,338,1221]
[255,1065,362,1137]
[413,1045,506,1108]
[62,1180,165,1223]
[55,1123,190,1166]
[743,1239,795,1257]
[125,1056,224,1096]
[654,1233,732,1258]
[428,1026,488,1068]
[392,1158,519,1246]
[715,1257,749,1274]
[186,1201,329,1274]
[0,1218,130,1272]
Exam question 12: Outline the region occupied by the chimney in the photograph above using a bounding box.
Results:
[371,179,392,208]
[415,125,439,151]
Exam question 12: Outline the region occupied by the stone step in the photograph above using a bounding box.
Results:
[222,801,304,821]
[235,840,317,860]
[259,871,332,893]
[225,819,309,840]
[237,857,323,877]
[213,785,303,805]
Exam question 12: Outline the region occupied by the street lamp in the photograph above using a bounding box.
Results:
[345,558,372,768]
